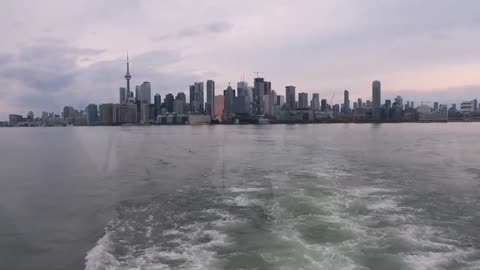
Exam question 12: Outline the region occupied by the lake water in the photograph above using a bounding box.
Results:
[0,124,479,270]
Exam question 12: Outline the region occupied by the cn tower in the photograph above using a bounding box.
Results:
[125,53,132,102]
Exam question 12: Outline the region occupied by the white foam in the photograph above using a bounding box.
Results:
[146,214,154,222]
[367,199,400,211]
[347,187,397,198]
[229,187,264,193]
[202,209,243,227]
[403,249,479,270]
[396,224,460,250]
[145,225,153,238]
[268,228,361,270]
[390,224,480,269]
[224,194,261,207]
[85,232,120,270]
[314,169,353,178]
[162,229,182,236]
[263,193,369,269]
[234,194,251,206]
[152,250,185,261]
[86,204,243,270]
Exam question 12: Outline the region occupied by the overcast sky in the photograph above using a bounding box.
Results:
[1,0,479,117]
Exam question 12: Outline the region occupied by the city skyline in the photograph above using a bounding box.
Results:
[2,1,480,118]
[4,54,478,126]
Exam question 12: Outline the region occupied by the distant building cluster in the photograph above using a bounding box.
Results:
[4,56,480,127]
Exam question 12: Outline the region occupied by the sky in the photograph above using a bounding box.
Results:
[1,0,480,118]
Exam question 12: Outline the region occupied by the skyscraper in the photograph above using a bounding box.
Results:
[395,96,404,108]
[176,92,186,102]
[26,111,34,122]
[311,93,320,111]
[140,103,150,123]
[385,99,392,108]
[189,85,195,110]
[372,80,381,109]
[224,85,235,115]
[135,85,141,101]
[139,82,151,104]
[286,86,296,110]
[237,81,248,95]
[277,95,285,106]
[214,95,224,117]
[253,78,265,115]
[263,83,273,115]
[99,104,114,125]
[358,98,362,108]
[206,80,215,119]
[321,99,327,112]
[232,95,250,115]
[164,94,174,113]
[154,94,162,117]
[332,104,340,114]
[173,98,185,114]
[298,92,309,109]
[41,112,48,123]
[269,90,277,115]
[434,102,439,111]
[190,82,204,114]
[264,81,272,96]
[343,90,350,113]
[119,87,126,104]
[86,104,98,125]
[236,81,250,113]
[474,99,478,112]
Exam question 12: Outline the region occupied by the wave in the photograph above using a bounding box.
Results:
[85,232,119,270]
[85,167,480,270]
[85,200,242,270]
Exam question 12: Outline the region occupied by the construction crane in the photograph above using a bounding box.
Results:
[330,92,335,105]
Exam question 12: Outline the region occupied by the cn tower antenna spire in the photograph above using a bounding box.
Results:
[127,51,130,73]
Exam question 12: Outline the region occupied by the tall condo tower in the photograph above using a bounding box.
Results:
[206,80,215,119]
[372,80,381,109]
[344,90,350,113]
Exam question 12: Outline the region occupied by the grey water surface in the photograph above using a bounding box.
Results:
[0,124,479,270]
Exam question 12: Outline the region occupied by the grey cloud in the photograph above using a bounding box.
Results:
[227,1,480,83]
[202,71,220,78]
[0,54,13,65]
[351,0,480,35]
[12,93,72,113]
[152,21,233,41]
[35,37,68,44]
[133,50,181,66]
[9,20,24,28]
[151,34,172,41]
[0,43,104,94]
[1,68,76,93]
[206,21,233,33]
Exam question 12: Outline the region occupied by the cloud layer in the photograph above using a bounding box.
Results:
[1,0,479,117]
